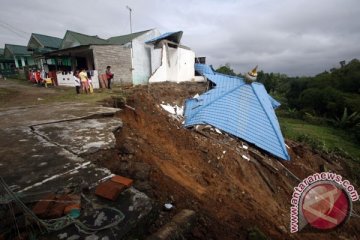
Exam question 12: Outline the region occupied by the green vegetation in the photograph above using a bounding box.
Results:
[215,63,239,76]
[279,117,360,162]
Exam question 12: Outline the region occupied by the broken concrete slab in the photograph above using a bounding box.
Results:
[0,103,120,129]
[0,102,155,239]
[32,118,122,155]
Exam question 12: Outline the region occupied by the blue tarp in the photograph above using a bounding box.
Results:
[185,64,290,160]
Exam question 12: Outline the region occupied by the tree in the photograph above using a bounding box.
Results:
[215,63,236,76]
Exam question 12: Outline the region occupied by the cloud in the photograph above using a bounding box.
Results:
[0,0,359,76]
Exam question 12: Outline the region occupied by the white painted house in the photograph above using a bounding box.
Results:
[146,31,197,83]
[108,29,161,85]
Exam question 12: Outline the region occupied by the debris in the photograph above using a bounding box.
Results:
[164,203,174,211]
[242,155,250,161]
[214,128,222,134]
[147,209,196,240]
[160,103,176,115]
[32,193,57,218]
[125,104,136,111]
[111,175,133,187]
[32,193,81,219]
[95,180,126,201]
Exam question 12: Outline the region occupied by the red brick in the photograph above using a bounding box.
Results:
[95,180,126,201]
[32,193,56,217]
[111,175,133,187]
[46,195,71,219]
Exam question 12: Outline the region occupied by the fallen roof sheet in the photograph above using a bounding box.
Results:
[145,31,183,44]
[184,67,289,160]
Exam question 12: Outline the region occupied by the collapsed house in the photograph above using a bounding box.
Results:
[146,31,200,83]
[184,64,290,161]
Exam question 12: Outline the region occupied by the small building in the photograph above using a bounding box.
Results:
[146,31,197,83]
[3,44,34,68]
[108,29,160,85]
[44,29,161,87]
[0,48,16,76]
[27,33,62,70]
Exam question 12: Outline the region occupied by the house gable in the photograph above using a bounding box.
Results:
[60,30,108,49]
[107,29,152,45]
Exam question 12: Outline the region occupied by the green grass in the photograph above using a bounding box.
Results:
[279,117,360,161]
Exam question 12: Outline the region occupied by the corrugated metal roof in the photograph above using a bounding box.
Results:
[195,63,215,75]
[195,64,280,109]
[5,44,32,56]
[145,31,183,44]
[184,69,289,160]
[108,29,152,45]
[62,30,108,48]
[32,33,62,49]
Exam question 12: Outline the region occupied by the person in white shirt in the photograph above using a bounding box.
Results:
[73,70,81,94]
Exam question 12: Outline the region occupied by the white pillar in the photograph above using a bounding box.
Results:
[21,57,25,67]
[14,57,19,68]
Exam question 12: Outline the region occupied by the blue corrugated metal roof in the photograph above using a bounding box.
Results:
[145,31,183,44]
[195,63,215,75]
[184,67,290,160]
[195,64,280,109]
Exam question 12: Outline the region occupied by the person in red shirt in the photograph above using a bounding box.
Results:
[106,66,114,89]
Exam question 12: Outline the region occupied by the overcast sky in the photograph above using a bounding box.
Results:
[0,0,359,76]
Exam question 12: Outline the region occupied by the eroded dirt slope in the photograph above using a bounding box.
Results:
[98,82,359,240]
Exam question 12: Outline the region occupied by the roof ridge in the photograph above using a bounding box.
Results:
[66,30,106,40]
[108,29,152,39]
[32,33,62,40]
[251,83,289,160]
[5,43,27,47]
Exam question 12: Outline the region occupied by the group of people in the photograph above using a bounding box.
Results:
[73,69,93,94]
[73,66,114,94]
[29,69,48,86]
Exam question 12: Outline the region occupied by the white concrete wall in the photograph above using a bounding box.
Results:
[149,45,195,83]
[150,48,162,74]
[149,47,167,83]
[177,47,195,82]
[56,70,99,88]
[131,29,161,85]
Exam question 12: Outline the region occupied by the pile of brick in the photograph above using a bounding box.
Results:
[32,194,81,219]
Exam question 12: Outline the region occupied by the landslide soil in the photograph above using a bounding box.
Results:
[97,82,360,240]
[1,78,359,239]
